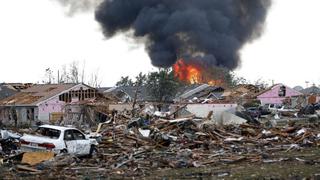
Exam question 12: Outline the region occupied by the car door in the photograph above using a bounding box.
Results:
[64,130,77,154]
[72,130,91,155]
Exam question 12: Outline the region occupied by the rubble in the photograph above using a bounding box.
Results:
[1,84,320,178]
[0,107,317,179]
[0,129,21,156]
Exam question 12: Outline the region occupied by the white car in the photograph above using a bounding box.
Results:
[20,125,98,156]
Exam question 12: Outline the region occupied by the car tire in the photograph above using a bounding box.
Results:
[60,149,68,154]
[89,146,97,158]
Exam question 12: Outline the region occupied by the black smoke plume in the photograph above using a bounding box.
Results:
[95,0,271,69]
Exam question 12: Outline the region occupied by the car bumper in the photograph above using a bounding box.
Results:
[20,145,60,154]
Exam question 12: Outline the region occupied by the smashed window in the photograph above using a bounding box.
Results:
[279,85,286,97]
[27,108,34,120]
[72,130,85,140]
[64,130,74,140]
[36,127,61,139]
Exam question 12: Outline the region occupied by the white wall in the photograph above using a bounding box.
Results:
[186,103,237,120]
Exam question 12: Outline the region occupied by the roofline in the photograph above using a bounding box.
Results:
[35,83,94,106]
[105,87,135,100]
[256,83,303,98]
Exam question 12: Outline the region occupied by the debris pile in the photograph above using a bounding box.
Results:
[92,117,320,176]
[0,108,319,178]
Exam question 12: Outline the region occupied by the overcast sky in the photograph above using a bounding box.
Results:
[0,0,319,88]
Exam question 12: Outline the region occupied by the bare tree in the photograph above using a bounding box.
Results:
[59,65,70,83]
[43,68,55,84]
[69,61,80,83]
[88,68,102,88]
[81,60,86,83]
[44,60,103,86]
[254,78,269,90]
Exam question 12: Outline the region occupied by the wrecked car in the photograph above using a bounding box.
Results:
[20,125,98,156]
[0,130,21,155]
[246,107,261,118]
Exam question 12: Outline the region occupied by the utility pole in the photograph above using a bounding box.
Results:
[57,70,60,84]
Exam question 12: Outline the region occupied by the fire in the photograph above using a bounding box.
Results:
[173,59,224,86]
[173,59,201,84]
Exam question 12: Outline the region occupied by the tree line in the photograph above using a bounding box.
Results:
[116,69,183,102]
[42,61,102,88]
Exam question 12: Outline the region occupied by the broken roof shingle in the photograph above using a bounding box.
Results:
[0,84,19,100]
[175,84,224,101]
[0,84,76,106]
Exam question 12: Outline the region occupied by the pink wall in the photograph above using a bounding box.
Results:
[37,84,95,122]
[38,97,66,121]
[257,84,302,105]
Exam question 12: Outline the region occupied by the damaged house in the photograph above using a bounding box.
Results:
[0,84,18,100]
[0,83,33,100]
[173,84,237,123]
[256,84,303,106]
[300,85,320,104]
[174,84,225,103]
[0,84,97,126]
[222,84,261,104]
[102,86,155,111]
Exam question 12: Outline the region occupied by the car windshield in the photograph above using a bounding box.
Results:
[36,127,61,139]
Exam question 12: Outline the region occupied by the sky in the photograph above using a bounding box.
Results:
[0,0,319,88]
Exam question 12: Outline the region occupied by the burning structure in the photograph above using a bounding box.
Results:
[173,59,227,86]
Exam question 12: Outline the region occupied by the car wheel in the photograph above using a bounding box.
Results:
[89,146,98,157]
[60,149,68,154]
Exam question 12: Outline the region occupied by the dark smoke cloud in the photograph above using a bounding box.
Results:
[95,0,271,69]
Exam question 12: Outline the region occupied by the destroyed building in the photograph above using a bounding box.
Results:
[300,85,320,95]
[3,83,34,91]
[174,84,225,103]
[0,84,19,101]
[172,84,238,124]
[300,85,320,104]
[0,83,33,101]
[102,86,162,112]
[256,84,302,106]
[102,86,154,103]
[0,83,97,126]
[222,84,261,106]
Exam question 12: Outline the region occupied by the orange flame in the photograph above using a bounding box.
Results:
[173,59,201,84]
[173,59,224,86]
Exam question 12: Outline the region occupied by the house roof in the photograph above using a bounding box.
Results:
[103,86,156,102]
[300,86,320,95]
[255,83,302,98]
[223,84,260,98]
[0,84,18,100]
[0,84,77,106]
[175,84,224,101]
[179,84,210,99]
[97,87,113,94]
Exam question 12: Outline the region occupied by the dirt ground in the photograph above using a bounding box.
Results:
[145,147,320,180]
